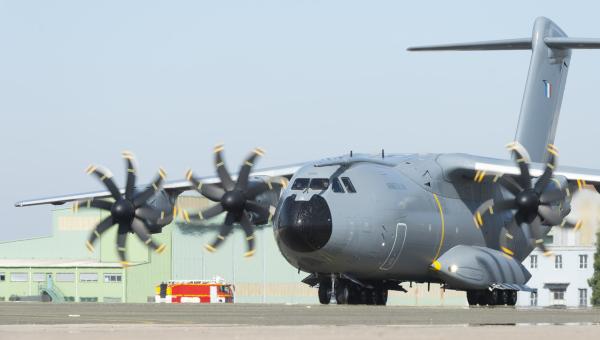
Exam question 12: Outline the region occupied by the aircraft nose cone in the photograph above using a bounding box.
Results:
[274,195,332,253]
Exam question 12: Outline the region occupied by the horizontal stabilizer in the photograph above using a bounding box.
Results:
[544,37,600,49]
[407,38,532,51]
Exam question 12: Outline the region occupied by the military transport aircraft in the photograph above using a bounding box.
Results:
[15,17,600,306]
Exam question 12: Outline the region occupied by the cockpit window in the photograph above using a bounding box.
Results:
[331,178,345,193]
[341,177,357,193]
[291,178,310,190]
[309,178,330,190]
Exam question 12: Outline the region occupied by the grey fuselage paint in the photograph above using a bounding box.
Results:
[272,154,537,283]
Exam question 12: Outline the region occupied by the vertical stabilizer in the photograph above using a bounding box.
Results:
[514,17,570,163]
[408,17,600,163]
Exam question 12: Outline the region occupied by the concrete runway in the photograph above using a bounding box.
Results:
[0,303,598,340]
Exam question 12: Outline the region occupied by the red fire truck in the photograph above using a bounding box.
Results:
[155,277,234,303]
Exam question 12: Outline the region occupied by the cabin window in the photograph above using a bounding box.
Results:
[332,178,345,193]
[104,273,122,283]
[291,178,310,190]
[309,178,330,190]
[341,177,357,193]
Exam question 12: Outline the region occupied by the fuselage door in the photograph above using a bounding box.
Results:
[379,223,407,271]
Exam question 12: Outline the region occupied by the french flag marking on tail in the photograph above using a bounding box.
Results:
[543,80,552,98]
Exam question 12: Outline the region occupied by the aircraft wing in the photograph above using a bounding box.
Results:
[437,153,600,187]
[14,163,304,208]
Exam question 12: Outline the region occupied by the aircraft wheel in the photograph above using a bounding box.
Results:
[507,291,517,306]
[466,290,480,306]
[335,282,350,304]
[376,289,388,306]
[485,289,499,306]
[318,281,331,305]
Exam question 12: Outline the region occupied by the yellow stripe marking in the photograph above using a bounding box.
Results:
[475,212,483,227]
[120,261,130,267]
[433,194,445,261]
[198,211,204,220]
[244,250,256,257]
[254,147,265,156]
[204,244,216,252]
[506,233,514,240]
[543,251,553,257]
[217,235,225,240]
[85,241,94,252]
[245,161,253,166]
[185,169,193,180]
[246,235,255,241]
[473,171,481,182]
[182,210,190,223]
[94,231,100,238]
[214,144,224,153]
[156,244,166,254]
[546,147,558,156]
[158,168,167,179]
[144,239,152,245]
[431,260,441,271]
[574,220,583,231]
[501,247,514,256]
[85,165,96,174]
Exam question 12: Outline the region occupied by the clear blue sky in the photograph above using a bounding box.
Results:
[2,0,600,241]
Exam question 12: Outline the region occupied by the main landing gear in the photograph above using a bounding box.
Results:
[318,277,388,305]
[466,289,517,306]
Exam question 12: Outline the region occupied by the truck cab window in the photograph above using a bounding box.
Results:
[341,177,356,193]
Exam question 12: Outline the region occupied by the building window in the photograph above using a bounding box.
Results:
[80,273,98,282]
[32,273,47,282]
[0,272,5,281]
[555,255,563,269]
[80,297,98,302]
[64,296,75,302]
[544,234,554,245]
[56,273,75,282]
[10,272,28,282]
[579,289,588,307]
[530,292,537,306]
[550,289,566,305]
[530,255,538,269]
[104,274,122,283]
[579,255,588,269]
[103,297,122,303]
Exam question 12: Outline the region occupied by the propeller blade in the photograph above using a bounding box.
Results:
[205,212,235,252]
[538,205,563,226]
[214,144,235,191]
[246,176,288,198]
[133,168,167,207]
[131,217,165,253]
[86,165,121,199]
[497,175,523,196]
[245,200,272,222]
[86,215,114,251]
[123,151,137,201]
[529,217,550,254]
[474,198,516,228]
[185,170,225,202]
[74,198,113,212]
[193,203,224,221]
[239,211,256,257]
[235,148,265,191]
[116,224,129,265]
[499,221,519,257]
[534,145,558,195]
[507,142,532,189]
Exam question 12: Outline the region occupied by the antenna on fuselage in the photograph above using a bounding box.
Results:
[381,149,385,159]
[350,150,353,157]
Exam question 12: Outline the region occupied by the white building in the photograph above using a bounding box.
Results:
[517,223,597,307]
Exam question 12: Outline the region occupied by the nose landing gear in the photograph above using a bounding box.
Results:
[318,277,388,305]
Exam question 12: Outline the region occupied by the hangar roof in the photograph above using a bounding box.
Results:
[0,259,124,268]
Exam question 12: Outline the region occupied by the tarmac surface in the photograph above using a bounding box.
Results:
[0,303,599,340]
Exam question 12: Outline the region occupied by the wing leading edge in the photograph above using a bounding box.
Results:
[14,164,304,208]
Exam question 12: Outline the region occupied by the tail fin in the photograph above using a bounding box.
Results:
[409,17,600,163]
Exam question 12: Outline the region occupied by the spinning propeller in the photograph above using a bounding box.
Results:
[474,143,571,256]
[185,145,282,257]
[73,151,168,265]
